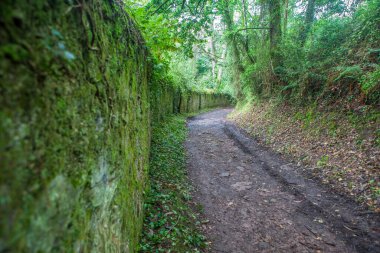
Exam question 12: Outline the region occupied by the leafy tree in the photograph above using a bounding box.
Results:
[129,0,380,104]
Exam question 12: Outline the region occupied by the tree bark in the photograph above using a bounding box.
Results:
[300,0,316,46]
[221,0,244,99]
[259,0,267,43]
[209,33,217,80]
[268,0,282,69]
[217,47,227,84]
[284,0,289,35]
[242,0,249,50]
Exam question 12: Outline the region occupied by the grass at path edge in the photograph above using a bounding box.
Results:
[138,114,208,252]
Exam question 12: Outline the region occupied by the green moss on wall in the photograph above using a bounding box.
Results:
[0,0,150,251]
[0,0,229,252]
[150,76,230,121]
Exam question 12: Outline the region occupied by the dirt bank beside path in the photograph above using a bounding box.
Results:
[185,109,380,253]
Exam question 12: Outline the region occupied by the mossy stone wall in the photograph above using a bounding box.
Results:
[151,80,230,122]
[0,0,229,252]
[0,1,150,251]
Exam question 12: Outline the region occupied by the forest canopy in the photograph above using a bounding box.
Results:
[126,0,379,104]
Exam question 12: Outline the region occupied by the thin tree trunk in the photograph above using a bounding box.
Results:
[217,47,227,84]
[259,0,265,24]
[240,0,256,64]
[242,0,249,50]
[210,34,217,80]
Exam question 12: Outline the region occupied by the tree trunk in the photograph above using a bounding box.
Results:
[300,0,316,46]
[259,1,267,44]
[268,0,282,69]
[217,47,227,84]
[284,0,289,35]
[221,0,244,99]
[259,1,266,24]
[240,0,256,64]
[242,0,249,50]
[209,34,217,80]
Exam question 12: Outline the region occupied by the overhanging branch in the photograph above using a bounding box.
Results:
[235,27,270,33]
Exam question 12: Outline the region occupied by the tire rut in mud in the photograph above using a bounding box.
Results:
[186,109,379,253]
[224,122,380,253]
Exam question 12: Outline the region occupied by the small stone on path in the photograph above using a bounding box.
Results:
[258,242,270,249]
[231,181,252,191]
[237,166,245,171]
[220,172,230,177]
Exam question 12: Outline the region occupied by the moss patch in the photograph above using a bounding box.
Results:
[0,1,150,251]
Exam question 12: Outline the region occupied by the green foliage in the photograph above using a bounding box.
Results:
[134,0,379,104]
[334,65,363,82]
[352,0,380,46]
[307,17,351,64]
[169,53,199,91]
[293,105,319,129]
[127,1,230,95]
[167,51,227,93]
[233,0,380,105]
[360,65,380,102]
[143,0,214,56]
[139,115,206,252]
[127,4,179,64]
[196,56,211,76]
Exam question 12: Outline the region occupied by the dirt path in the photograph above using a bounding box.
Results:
[185,109,380,253]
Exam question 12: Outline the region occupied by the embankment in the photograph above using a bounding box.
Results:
[230,101,379,211]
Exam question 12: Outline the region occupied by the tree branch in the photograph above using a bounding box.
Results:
[235,27,271,33]
[199,47,224,61]
[185,3,195,16]
[151,0,172,15]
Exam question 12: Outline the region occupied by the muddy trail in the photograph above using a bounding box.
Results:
[185,109,380,253]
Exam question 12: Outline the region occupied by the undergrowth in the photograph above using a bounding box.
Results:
[138,115,206,252]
